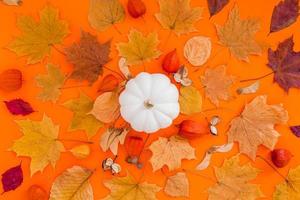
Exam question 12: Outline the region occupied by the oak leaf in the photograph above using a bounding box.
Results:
[36,64,66,103]
[216,5,262,61]
[50,166,94,200]
[164,172,189,197]
[117,30,161,65]
[227,95,288,160]
[9,6,68,64]
[201,65,234,106]
[66,31,111,84]
[103,173,161,200]
[155,0,203,35]
[149,136,196,171]
[11,115,64,175]
[207,0,229,17]
[88,0,125,31]
[179,86,202,115]
[273,165,300,200]
[63,93,103,139]
[208,155,263,200]
[100,127,129,155]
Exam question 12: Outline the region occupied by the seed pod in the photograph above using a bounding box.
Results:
[162,49,180,73]
[0,69,22,92]
[27,185,48,200]
[125,136,144,157]
[271,148,293,168]
[179,120,210,140]
[98,74,119,93]
[127,0,146,18]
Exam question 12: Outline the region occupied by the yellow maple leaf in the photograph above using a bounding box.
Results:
[117,30,161,65]
[63,93,103,139]
[11,115,64,175]
[179,86,202,115]
[100,127,129,155]
[201,65,234,106]
[88,0,125,31]
[208,155,263,200]
[9,6,68,64]
[149,136,195,171]
[216,5,262,61]
[164,172,189,197]
[50,166,94,200]
[273,165,300,200]
[155,0,203,35]
[103,173,161,200]
[227,95,288,160]
[36,64,66,103]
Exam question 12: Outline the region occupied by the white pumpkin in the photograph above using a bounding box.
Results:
[119,72,180,133]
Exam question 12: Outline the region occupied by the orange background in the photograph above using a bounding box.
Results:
[0,0,300,199]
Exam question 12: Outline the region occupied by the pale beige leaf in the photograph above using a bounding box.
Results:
[174,66,192,86]
[179,86,202,115]
[50,166,94,200]
[70,145,90,159]
[100,127,129,155]
[237,81,260,95]
[164,172,189,197]
[2,0,21,5]
[118,57,132,79]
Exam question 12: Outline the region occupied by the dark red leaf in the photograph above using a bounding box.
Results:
[1,164,23,193]
[270,0,299,33]
[268,36,300,92]
[4,99,34,116]
[207,0,229,17]
[290,125,300,137]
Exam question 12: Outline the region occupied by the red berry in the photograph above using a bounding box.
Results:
[271,149,293,168]
[127,0,146,18]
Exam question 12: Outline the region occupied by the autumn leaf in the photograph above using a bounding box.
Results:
[1,164,23,193]
[63,93,103,139]
[273,165,300,200]
[201,65,234,106]
[100,127,129,155]
[149,136,195,171]
[207,0,229,17]
[36,64,66,103]
[103,173,161,200]
[117,30,161,65]
[227,95,288,160]
[11,115,65,175]
[70,145,90,159]
[270,0,299,33]
[164,172,189,197]
[4,99,34,116]
[237,81,260,95]
[65,31,111,84]
[155,0,203,35]
[2,0,22,6]
[216,5,262,61]
[88,0,125,32]
[208,155,263,200]
[9,6,68,64]
[179,86,202,115]
[50,166,94,200]
[268,36,300,92]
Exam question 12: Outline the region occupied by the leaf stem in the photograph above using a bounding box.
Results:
[113,24,122,35]
[240,71,274,83]
[57,138,93,144]
[103,66,126,80]
[51,44,66,56]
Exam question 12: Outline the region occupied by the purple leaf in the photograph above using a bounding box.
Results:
[4,99,34,116]
[270,0,299,33]
[207,0,229,17]
[1,164,23,193]
[268,36,300,92]
[290,126,300,137]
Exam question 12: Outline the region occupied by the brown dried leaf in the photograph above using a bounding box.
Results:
[100,127,129,155]
[237,81,260,95]
[164,172,189,197]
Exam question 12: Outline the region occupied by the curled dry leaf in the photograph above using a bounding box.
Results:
[118,57,132,79]
[174,66,192,86]
[237,81,260,95]
[88,0,125,31]
[196,143,233,170]
[2,0,22,6]
[164,172,189,197]
[0,69,22,92]
[184,36,212,66]
[27,185,48,200]
[103,173,161,200]
[100,127,129,155]
[149,136,196,171]
[90,91,120,124]
[1,164,23,193]
[50,166,94,200]
[70,145,90,159]
[227,95,288,160]
[207,0,229,17]
[179,86,202,115]
[4,99,34,116]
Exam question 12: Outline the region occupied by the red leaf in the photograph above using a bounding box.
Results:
[4,99,34,116]
[270,0,299,33]
[0,69,22,92]
[1,164,23,193]
[207,0,229,17]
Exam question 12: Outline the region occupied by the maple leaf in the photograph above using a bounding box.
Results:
[63,93,103,139]
[11,115,65,175]
[66,31,111,84]
[270,0,299,33]
[179,86,202,115]
[207,0,229,17]
[88,0,125,31]
[149,136,195,171]
[227,95,288,160]
[117,30,161,65]
[216,5,262,61]
[9,6,68,64]
[50,166,94,200]
[103,173,161,200]
[268,36,300,92]
[155,0,203,35]
[36,64,66,103]
[164,172,189,197]
[208,155,263,200]
[100,127,129,155]
[273,165,300,200]
[201,65,234,106]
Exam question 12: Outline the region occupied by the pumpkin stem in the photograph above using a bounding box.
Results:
[144,100,154,109]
